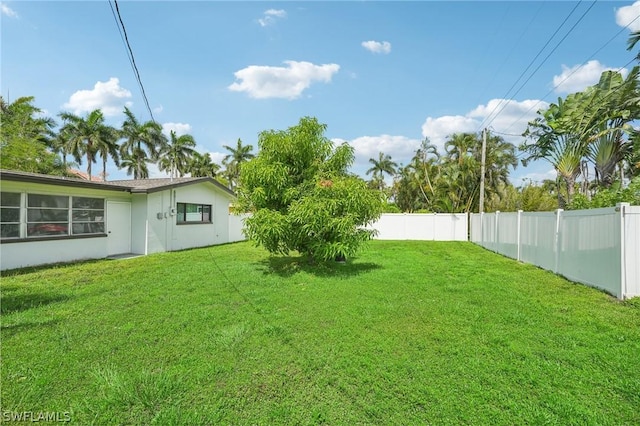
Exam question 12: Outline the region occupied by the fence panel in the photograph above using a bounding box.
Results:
[519,212,558,272]
[496,212,519,260]
[469,213,482,243]
[228,213,249,242]
[480,212,497,251]
[434,213,468,241]
[368,213,467,241]
[556,208,621,297]
[624,206,640,298]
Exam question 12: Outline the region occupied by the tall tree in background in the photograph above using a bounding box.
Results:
[222,138,254,190]
[58,109,115,181]
[558,69,639,187]
[521,100,587,207]
[188,152,221,178]
[119,107,166,179]
[158,131,197,178]
[366,152,398,191]
[0,96,66,175]
[94,126,120,181]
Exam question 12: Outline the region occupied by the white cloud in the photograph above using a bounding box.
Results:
[361,40,392,54]
[258,9,286,27]
[63,77,132,117]
[1,2,18,18]
[153,105,163,114]
[517,168,557,185]
[552,60,628,94]
[421,98,548,150]
[162,122,192,137]
[347,135,422,167]
[228,60,340,99]
[616,1,640,32]
[147,163,169,179]
[194,145,226,165]
[421,115,479,152]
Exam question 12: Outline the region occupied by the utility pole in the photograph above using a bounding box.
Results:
[479,128,487,213]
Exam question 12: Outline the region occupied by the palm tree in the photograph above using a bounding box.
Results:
[222,138,254,189]
[522,101,587,207]
[158,131,197,178]
[58,109,115,181]
[120,149,149,179]
[189,152,221,177]
[94,127,120,181]
[119,107,166,179]
[366,152,398,190]
[0,96,66,175]
[444,133,477,166]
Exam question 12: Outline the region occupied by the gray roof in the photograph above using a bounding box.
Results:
[0,170,236,198]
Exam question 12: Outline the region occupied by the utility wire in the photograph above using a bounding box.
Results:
[481,1,599,133]
[108,0,156,123]
[502,13,640,134]
[470,2,545,112]
[476,1,584,132]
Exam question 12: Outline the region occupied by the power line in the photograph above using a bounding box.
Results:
[501,13,640,134]
[469,2,545,112]
[108,0,155,123]
[476,1,584,132]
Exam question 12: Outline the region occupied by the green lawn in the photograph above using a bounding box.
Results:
[1,241,639,425]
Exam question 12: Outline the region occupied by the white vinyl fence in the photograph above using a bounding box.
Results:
[367,213,468,241]
[470,203,640,300]
[228,213,250,243]
[228,213,469,243]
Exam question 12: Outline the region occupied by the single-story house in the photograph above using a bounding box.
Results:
[0,169,238,271]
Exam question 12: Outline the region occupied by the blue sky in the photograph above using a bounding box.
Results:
[2,1,639,185]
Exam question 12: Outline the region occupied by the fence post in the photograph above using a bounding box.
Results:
[517,210,522,261]
[617,202,630,299]
[495,211,500,252]
[554,208,563,274]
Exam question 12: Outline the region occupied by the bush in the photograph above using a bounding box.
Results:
[237,117,384,262]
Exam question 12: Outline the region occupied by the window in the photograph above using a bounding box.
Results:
[1,192,105,240]
[177,203,211,224]
[72,197,105,235]
[27,194,69,236]
[1,192,21,238]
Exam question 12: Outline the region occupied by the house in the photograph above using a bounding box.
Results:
[0,169,238,271]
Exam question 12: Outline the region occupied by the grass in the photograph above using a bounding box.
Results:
[1,240,639,425]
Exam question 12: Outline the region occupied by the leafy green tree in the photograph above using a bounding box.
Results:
[522,100,587,207]
[58,109,116,181]
[0,96,66,175]
[158,131,196,178]
[222,138,254,190]
[366,152,398,191]
[188,152,221,178]
[119,107,166,179]
[568,176,640,209]
[558,69,639,187]
[236,117,384,262]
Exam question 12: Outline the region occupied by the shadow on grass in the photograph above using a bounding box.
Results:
[258,255,382,278]
[1,287,71,315]
[1,319,60,338]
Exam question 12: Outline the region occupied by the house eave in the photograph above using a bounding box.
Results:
[0,170,132,193]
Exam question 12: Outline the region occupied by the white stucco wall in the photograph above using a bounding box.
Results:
[130,194,148,255]
[1,178,235,270]
[143,182,233,254]
[1,237,108,270]
[0,180,131,271]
